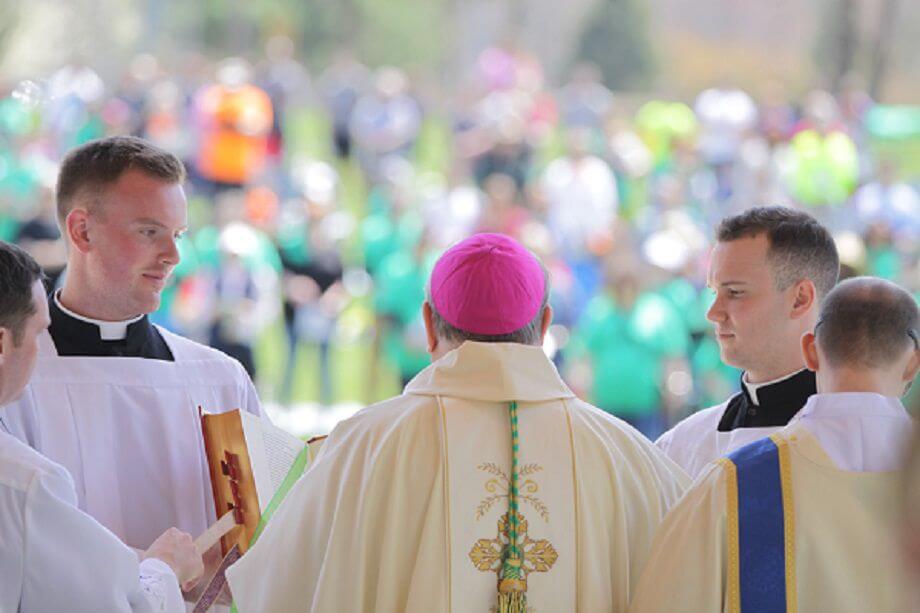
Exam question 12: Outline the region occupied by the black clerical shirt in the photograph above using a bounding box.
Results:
[48,294,174,361]
[717,368,816,432]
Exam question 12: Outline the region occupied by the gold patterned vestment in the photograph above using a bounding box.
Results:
[228,342,688,612]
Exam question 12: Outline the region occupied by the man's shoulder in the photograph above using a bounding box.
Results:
[0,433,69,495]
[309,394,438,471]
[568,398,639,433]
[722,433,786,467]
[677,437,782,513]
[567,398,691,498]
[155,326,248,370]
[155,326,225,360]
[656,398,735,449]
[330,394,435,439]
[567,398,674,456]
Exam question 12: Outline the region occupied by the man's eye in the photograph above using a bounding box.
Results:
[140,229,157,237]
[728,290,743,297]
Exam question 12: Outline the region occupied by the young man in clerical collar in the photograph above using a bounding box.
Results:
[0,241,203,612]
[630,276,919,612]
[49,135,186,359]
[657,206,839,477]
[2,136,262,563]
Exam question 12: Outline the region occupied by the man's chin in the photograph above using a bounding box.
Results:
[718,347,745,371]
[133,293,162,316]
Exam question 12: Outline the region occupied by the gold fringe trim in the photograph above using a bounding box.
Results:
[497,590,526,613]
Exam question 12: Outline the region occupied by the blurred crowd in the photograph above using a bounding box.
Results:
[2,40,918,438]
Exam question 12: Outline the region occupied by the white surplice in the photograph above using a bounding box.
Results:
[657,370,814,479]
[227,342,688,612]
[655,398,780,479]
[0,429,183,613]
[2,327,263,550]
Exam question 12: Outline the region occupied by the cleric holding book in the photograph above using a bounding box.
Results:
[0,136,263,555]
[0,240,204,612]
[227,232,689,612]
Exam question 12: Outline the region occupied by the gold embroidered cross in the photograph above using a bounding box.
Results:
[469,511,558,589]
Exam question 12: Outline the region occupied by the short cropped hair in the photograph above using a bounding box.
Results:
[0,241,44,345]
[427,265,551,346]
[815,277,919,369]
[56,135,186,227]
[717,206,839,298]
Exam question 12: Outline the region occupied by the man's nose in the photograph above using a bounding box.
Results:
[706,294,725,323]
[161,236,180,266]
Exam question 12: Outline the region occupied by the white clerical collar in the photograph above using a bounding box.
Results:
[53,292,144,341]
[790,392,912,472]
[795,392,908,422]
[742,367,809,406]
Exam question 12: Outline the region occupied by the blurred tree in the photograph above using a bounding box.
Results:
[813,0,859,93]
[166,0,348,61]
[868,0,899,100]
[571,0,656,90]
[357,0,446,69]
[0,2,20,61]
[164,0,444,71]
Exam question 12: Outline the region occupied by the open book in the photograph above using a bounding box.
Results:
[200,408,325,555]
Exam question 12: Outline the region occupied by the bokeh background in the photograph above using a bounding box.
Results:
[1,0,918,438]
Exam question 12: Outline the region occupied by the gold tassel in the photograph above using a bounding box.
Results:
[497,590,527,613]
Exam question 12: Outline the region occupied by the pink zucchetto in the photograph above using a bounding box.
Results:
[429,233,546,336]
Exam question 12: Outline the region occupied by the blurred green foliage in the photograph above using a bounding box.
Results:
[164,0,447,70]
[572,0,656,89]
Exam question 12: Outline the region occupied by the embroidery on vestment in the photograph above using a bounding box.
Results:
[468,462,558,593]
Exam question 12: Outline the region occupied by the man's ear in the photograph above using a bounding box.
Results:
[790,280,817,320]
[422,302,438,354]
[0,327,10,366]
[65,208,93,254]
[801,331,820,372]
[902,349,920,388]
[539,305,553,341]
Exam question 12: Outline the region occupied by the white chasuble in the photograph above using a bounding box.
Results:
[3,328,263,550]
[228,342,688,612]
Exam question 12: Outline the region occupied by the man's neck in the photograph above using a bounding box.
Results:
[54,291,143,341]
[58,284,136,323]
[429,340,462,363]
[744,362,807,386]
[818,367,904,397]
